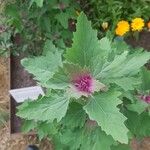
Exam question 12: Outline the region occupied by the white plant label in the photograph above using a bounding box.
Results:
[9,86,45,103]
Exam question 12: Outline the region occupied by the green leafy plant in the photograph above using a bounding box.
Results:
[3,0,80,56]
[17,13,150,149]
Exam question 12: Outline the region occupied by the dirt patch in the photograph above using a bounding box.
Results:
[131,138,150,150]
[11,55,36,89]
[126,31,150,51]
[0,57,9,110]
[0,56,53,150]
[0,125,53,150]
[10,55,36,134]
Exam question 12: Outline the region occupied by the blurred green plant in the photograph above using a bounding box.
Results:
[3,0,80,56]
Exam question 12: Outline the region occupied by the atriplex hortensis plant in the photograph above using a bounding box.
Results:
[17,13,150,150]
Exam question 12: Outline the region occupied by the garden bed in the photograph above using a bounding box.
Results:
[10,54,36,134]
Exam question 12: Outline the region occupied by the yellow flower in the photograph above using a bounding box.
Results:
[115,20,130,36]
[147,21,150,29]
[131,18,145,31]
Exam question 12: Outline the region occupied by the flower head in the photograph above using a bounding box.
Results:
[73,74,93,93]
[131,18,145,31]
[140,95,150,104]
[68,71,106,98]
[115,20,130,36]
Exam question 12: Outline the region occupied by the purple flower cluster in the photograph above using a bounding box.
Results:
[73,74,93,94]
[141,95,150,104]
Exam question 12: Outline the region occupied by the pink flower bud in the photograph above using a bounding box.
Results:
[140,95,150,104]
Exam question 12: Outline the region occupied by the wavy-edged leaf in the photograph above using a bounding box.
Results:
[17,95,69,122]
[65,12,110,68]
[21,50,62,85]
[98,51,150,79]
[106,77,141,91]
[84,90,128,143]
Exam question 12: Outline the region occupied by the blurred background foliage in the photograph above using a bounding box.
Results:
[0,0,150,56]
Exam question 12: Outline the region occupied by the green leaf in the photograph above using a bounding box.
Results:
[62,102,87,129]
[21,50,62,85]
[92,129,115,150]
[54,127,114,150]
[17,95,69,122]
[141,67,150,91]
[111,144,131,150]
[65,12,110,67]
[98,51,150,79]
[125,111,150,138]
[80,128,114,150]
[45,63,82,90]
[45,67,70,89]
[127,100,148,114]
[37,122,58,140]
[55,12,70,29]
[84,90,128,143]
[30,0,44,7]
[112,39,129,54]
[43,40,58,55]
[21,120,37,133]
[107,77,141,91]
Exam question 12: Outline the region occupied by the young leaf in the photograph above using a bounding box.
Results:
[17,95,69,122]
[84,90,129,143]
[65,12,110,67]
[21,50,62,85]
